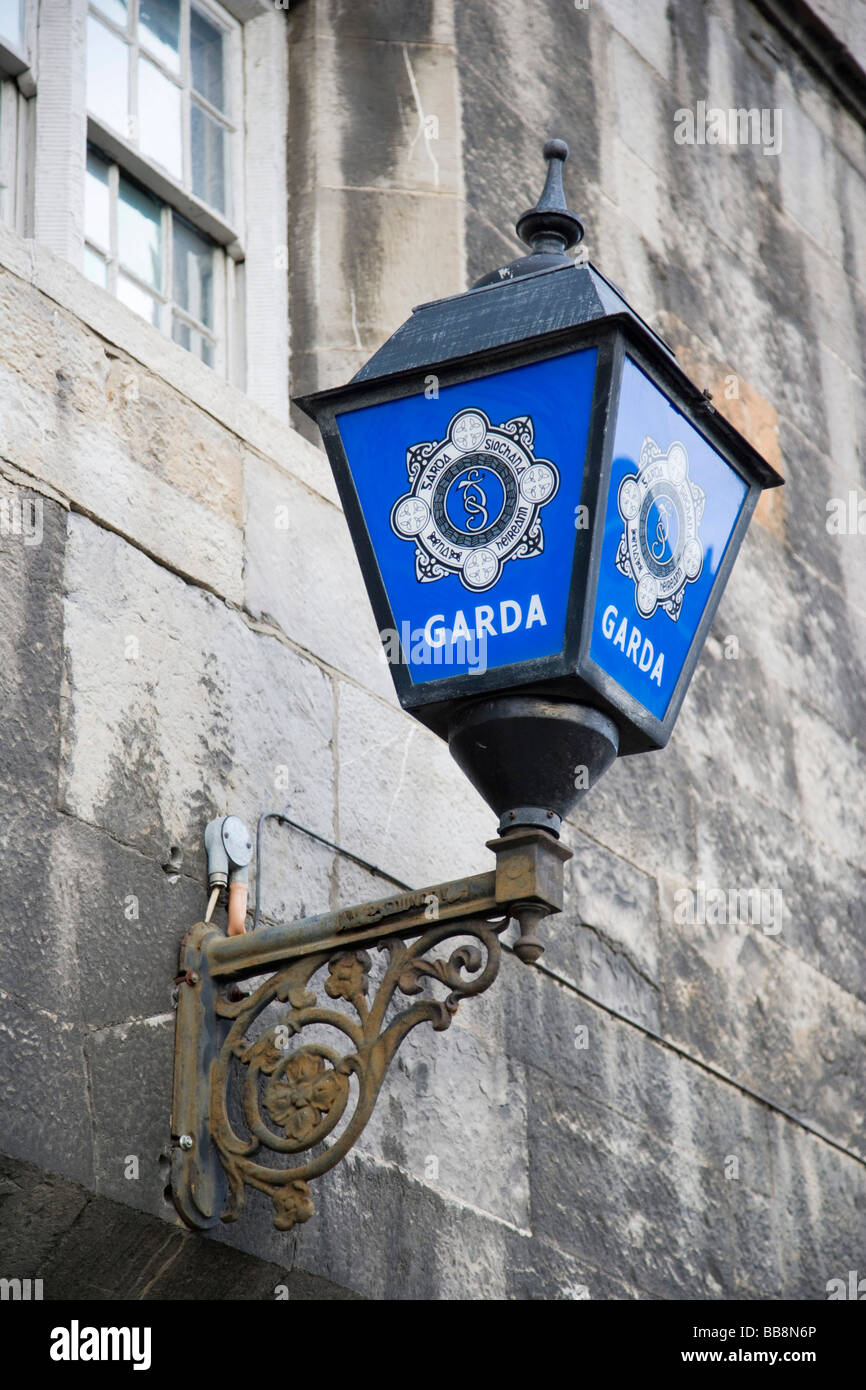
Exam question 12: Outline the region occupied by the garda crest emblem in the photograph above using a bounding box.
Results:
[616,437,705,622]
[390,407,559,592]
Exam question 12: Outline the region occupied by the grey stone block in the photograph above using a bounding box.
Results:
[52,813,205,1030]
[0,1151,88,1274]
[0,792,82,1020]
[0,993,93,1186]
[294,1150,511,1299]
[85,1015,176,1217]
[60,514,336,867]
[525,1067,739,1298]
[0,484,65,806]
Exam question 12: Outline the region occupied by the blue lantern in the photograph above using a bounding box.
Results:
[296,140,782,833]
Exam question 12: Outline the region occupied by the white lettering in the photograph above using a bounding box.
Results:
[526,594,546,628]
[500,599,522,634]
[598,605,666,691]
[475,604,496,637]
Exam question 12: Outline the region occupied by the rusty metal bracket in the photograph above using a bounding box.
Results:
[170,828,571,1232]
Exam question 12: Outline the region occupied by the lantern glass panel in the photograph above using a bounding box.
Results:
[589,355,748,720]
[335,346,598,685]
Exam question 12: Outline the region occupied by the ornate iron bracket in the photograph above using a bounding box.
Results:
[170,828,571,1232]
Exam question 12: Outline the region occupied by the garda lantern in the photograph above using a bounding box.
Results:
[296,139,783,837]
[167,140,786,1239]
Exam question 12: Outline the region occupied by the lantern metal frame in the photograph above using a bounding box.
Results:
[296,263,782,754]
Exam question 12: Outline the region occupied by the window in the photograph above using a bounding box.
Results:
[0,1,24,52]
[11,3,287,408]
[87,0,235,217]
[84,0,241,369]
[85,147,218,365]
[0,0,32,233]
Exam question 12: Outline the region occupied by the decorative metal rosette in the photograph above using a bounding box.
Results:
[616,436,705,622]
[391,407,559,592]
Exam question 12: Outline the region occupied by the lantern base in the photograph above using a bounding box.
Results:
[447,696,619,835]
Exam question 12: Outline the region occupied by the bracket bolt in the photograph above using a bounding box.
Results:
[178,1134,194,1151]
[185,971,200,985]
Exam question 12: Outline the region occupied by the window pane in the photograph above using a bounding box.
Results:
[85,151,111,249]
[0,0,23,49]
[87,16,129,134]
[117,174,162,288]
[138,56,182,179]
[191,104,226,213]
[84,246,108,289]
[171,316,190,350]
[118,272,161,326]
[139,0,180,75]
[91,0,128,29]
[173,215,213,327]
[172,315,213,367]
[191,8,225,111]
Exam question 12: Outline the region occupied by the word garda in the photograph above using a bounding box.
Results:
[600,604,665,686]
[422,594,547,649]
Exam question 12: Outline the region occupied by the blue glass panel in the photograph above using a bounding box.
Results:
[336,348,597,685]
[590,355,747,720]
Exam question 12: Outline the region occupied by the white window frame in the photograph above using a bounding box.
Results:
[84,145,228,371]
[29,0,288,413]
[0,0,36,234]
[85,0,245,246]
[83,0,243,379]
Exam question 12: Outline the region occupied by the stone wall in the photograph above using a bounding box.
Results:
[1,0,864,1300]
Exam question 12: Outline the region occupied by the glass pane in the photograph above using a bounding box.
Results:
[191,7,224,111]
[84,151,111,249]
[91,0,128,29]
[84,246,108,289]
[118,272,161,326]
[172,317,190,350]
[0,0,23,49]
[87,16,129,134]
[138,57,182,179]
[139,0,180,74]
[117,174,162,288]
[172,215,213,327]
[191,103,226,213]
[173,316,213,367]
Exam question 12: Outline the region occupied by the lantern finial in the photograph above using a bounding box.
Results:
[515,138,585,254]
[471,136,585,287]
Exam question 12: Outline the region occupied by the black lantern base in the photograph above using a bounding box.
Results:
[447,695,619,836]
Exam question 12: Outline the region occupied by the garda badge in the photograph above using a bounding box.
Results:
[616,436,705,622]
[390,408,559,592]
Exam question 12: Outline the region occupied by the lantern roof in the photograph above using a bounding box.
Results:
[300,137,782,494]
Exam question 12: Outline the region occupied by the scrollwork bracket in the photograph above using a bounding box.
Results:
[171,828,570,1232]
